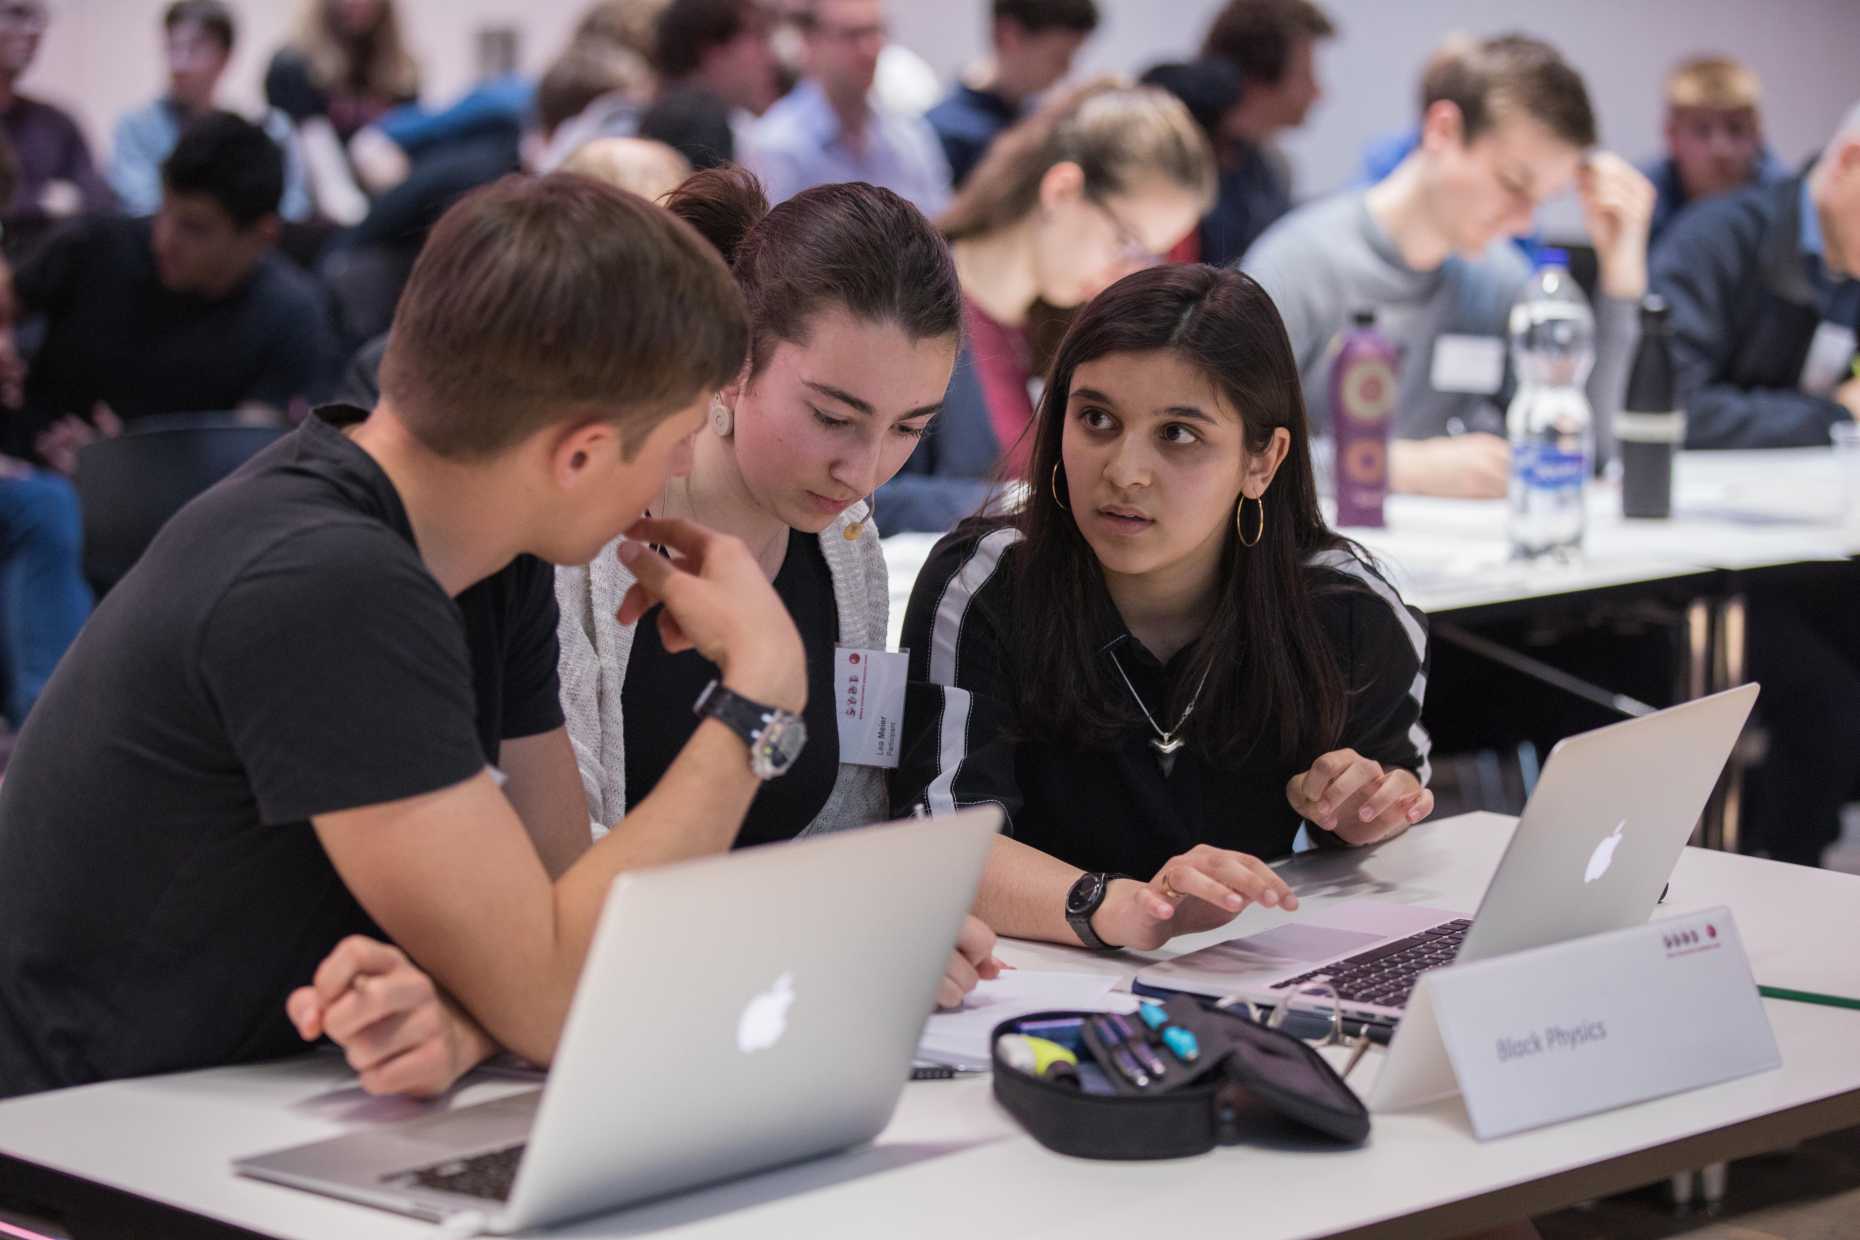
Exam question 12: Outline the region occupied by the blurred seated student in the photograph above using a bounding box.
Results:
[14,114,336,466]
[1649,101,1860,868]
[650,0,782,166]
[894,264,1433,952]
[343,0,666,194]
[1193,0,1334,267]
[0,174,813,1102]
[0,0,112,237]
[1242,34,1655,499]
[1640,56,1789,249]
[559,166,960,846]
[320,43,652,349]
[641,83,739,171]
[267,0,420,225]
[0,182,87,731]
[110,1,312,223]
[741,0,950,215]
[878,82,1213,536]
[1650,99,1860,449]
[925,0,1100,189]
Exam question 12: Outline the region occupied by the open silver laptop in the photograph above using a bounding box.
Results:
[235,809,1000,1233]
[1136,685,1759,1024]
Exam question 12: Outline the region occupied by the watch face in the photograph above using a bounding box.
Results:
[1066,872,1105,917]
[755,715,808,777]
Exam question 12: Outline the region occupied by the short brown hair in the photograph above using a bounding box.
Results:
[536,43,654,136]
[1423,34,1596,149]
[1664,56,1761,113]
[381,174,747,460]
[1201,0,1334,87]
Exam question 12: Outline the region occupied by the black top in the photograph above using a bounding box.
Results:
[890,525,1431,878]
[265,47,414,143]
[623,528,839,848]
[10,216,337,452]
[0,413,555,1098]
[315,405,564,765]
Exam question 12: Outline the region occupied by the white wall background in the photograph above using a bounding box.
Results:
[28,0,1860,224]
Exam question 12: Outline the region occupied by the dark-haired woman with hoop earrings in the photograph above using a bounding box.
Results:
[892,263,1435,953]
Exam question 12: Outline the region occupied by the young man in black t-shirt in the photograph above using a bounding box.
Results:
[14,112,336,464]
[0,174,811,1099]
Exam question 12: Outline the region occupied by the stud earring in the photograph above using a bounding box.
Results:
[709,396,734,437]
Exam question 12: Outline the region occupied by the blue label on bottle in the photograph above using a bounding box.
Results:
[1514,444,1586,491]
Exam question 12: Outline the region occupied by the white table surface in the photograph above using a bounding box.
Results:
[5,813,1858,1240]
[882,449,1860,644]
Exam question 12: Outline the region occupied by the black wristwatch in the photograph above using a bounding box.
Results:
[1065,871,1123,952]
[693,680,807,781]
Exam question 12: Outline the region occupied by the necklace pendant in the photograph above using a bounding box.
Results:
[1155,748,1178,778]
[1151,736,1185,756]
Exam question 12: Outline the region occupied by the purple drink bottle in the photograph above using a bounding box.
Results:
[1331,309,1398,528]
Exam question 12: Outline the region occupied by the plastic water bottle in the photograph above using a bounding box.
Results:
[1506,249,1595,561]
[1330,309,1397,528]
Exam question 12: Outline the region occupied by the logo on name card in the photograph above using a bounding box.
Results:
[1584,820,1625,884]
[1662,924,1721,958]
[848,652,861,665]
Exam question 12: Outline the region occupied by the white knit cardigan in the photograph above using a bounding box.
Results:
[554,502,891,839]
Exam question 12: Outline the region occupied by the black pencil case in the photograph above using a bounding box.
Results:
[990,996,1370,1161]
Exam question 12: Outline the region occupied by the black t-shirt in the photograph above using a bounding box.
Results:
[623,529,839,848]
[265,47,413,143]
[11,216,337,451]
[891,525,1431,878]
[0,414,547,1098]
[313,405,564,765]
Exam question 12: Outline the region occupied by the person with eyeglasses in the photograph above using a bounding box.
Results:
[740,0,950,216]
[0,0,112,238]
[1240,34,1654,500]
[875,81,1216,536]
[892,263,1433,953]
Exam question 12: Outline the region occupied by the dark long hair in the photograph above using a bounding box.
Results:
[1007,263,1356,766]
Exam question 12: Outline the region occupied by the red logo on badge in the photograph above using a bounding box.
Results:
[848,652,861,665]
[1707,924,1717,939]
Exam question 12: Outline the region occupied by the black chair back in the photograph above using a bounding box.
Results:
[74,419,287,594]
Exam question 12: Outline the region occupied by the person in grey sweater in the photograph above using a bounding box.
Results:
[1242,34,1654,498]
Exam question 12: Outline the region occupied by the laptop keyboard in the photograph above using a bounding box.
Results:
[1269,919,1472,1010]
[395,1143,526,1202]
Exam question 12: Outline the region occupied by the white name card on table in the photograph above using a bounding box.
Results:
[1370,907,1779,1139]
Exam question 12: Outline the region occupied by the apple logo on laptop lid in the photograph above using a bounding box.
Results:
[737,972,796,1054]
[1585,820,1626,884]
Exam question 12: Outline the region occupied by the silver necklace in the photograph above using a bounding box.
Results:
[1106,648,1211,778]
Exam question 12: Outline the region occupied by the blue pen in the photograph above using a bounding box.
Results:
[1108,1044,1152,1088]
[1137,1002,1169,1032]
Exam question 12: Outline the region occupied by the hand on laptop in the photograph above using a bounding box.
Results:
[1096,847,1300,951]
[1289,750,1434,846]
[287,936,497,1097]
[616,517,807,712]
[936,915,1006,1009]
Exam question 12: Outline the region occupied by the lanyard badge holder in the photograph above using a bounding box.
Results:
[989,991,1369,1161]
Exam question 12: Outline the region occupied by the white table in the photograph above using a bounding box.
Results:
[883,449,1860,646]
[5,814,1859,1240]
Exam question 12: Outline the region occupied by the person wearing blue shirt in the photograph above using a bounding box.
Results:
[109,1,311,222]
[1639,56,1791,249]
[924,0,1098,190]
[742,0,950,216]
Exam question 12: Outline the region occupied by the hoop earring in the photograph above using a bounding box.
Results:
[709,395,734,437]
[1236,494,1265,547]
[1051,463,1069,512]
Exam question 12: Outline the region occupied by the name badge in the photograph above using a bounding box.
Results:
[1797,320,1856,396]
[1430,334,1506,396]
[834,648,908,769]
[1371,908,1779,1139]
